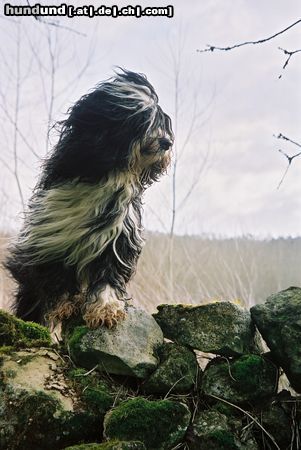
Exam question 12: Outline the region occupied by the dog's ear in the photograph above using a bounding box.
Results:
[40,89,136,188]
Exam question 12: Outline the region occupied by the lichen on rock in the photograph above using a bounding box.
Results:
[189,410,242,449]
[0,349,104,449]
[2,286,301,449]
[153,302,255,356]
[67,307,163,378]
[202,354,278,405]
[251,286,301,392]
[142,342,200,394]
[67,367,115,416]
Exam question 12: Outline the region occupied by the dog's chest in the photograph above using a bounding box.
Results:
[19,179,144,273]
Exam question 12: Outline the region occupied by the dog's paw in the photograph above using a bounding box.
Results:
[47,292,85,324]
[83,286,126,329]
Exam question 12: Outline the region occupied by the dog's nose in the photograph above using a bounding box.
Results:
[159,138,172,151]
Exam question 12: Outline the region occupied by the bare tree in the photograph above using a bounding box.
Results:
[0,17,96,218]
[197,18,301,187]
[147,30,215,301]
[169,33,213,237]
[0,17,97,309]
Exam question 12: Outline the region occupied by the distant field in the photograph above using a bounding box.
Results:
[129,233,301,312]
[1,232,301,313]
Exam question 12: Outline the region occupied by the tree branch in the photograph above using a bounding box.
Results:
[278,47,301,78]
[197,19,301,53]
[275,134,301,189]
[274,133,301,149]
[26,0,86,36]
[34,16,86,37]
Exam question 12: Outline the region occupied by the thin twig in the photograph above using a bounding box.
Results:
[275,133,301,149]
[35,17,86,37]
[0,156,14,175]
[0,101,39,158]
[163,375,187,399]
[277,149,301,189]
[274,134,301,189]
[13,24,25,209]
[0,15,19,24]
[74,365,98,377]
[197,19,301,53]
[26,0,86,36]
[278,47,301,78]
[207,393,280,449]
[220,356,237,381]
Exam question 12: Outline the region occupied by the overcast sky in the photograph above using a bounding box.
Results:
[1,0,301,237]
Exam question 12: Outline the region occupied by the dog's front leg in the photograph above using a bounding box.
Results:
[83,285,126,329]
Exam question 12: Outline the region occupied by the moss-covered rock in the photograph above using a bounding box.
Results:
[0,309,51,348]
[202,354,278,405]
[63,444,104,450]
[190,410,234,449]
[63,441,146,449]
[104,397,191,450]
[251,286,301,392]
[67,367,114,416]
[189,410,258,449]
[260,402,291,448]
[0,349,102,449]
[0,388,101,450]
[67,307,163,378]
[142,342,199,394]
[153,302,255,356]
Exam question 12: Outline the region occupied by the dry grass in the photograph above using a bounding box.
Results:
[0,233,15,311]
[129,233,301,312]
[1,232,301,314]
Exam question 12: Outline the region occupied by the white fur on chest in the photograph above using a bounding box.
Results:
[18,172,142,278]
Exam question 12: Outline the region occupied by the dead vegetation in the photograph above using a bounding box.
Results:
[1,231,300,313]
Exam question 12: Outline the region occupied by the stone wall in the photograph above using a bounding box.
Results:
[1,286,301,449]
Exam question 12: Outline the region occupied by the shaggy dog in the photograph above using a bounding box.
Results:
[6,69,173,328]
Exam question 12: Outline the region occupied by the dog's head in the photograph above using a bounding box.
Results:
[43,69,173,188]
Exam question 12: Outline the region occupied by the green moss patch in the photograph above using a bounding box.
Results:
[231,354,265,393]
[142,342,199,394]
[0,388,100,450]
[104,397,191,450]
[68,368,113,415]
[0,310,51,348]
[202,354,277,405]
[68,326,89,355]
[63,440,146,449]
[207,430,238,449]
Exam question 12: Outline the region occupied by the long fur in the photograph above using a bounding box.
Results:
[6,69,173,328]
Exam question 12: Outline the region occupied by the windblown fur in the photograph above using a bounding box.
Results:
[6,69,173,328]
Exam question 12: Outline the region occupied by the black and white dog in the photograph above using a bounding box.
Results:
[6,69,173,328]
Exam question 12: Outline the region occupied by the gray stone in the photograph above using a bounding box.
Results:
[251,286,301,392]
[142,342,199,394]
[0,349,101,449]
[202,354,278,405]
[104,397,191,450]
[190,410,234,449]
[68,307,163,378]
[190,410,258,450]
[153,302,255,356]
[261,403,291,449]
